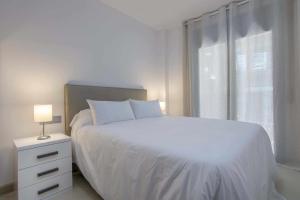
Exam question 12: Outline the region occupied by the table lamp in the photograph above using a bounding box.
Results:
[34,104,52,140]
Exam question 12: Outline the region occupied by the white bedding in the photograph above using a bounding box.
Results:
[72,116,284,200]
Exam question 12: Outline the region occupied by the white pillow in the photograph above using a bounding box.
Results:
[130,100,162,119]
[87,100,135,125]
[70,109,93,132]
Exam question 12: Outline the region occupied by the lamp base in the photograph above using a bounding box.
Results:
[37,135,51,140]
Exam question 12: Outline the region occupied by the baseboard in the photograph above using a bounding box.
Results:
[0,182,14,195]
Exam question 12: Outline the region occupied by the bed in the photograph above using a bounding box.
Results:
[64,84,284,200]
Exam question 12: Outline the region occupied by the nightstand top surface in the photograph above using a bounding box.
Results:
[14,133,71,151]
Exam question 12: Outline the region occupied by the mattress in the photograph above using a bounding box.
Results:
[72,116,284,200]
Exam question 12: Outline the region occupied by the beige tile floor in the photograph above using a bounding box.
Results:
[0,173,103,200]
[1,165,300,200]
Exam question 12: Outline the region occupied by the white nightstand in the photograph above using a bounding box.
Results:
[14,133,72,200]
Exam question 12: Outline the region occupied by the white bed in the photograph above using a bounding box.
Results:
[71,115,284,200]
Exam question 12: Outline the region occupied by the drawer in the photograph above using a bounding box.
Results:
[18,141,71,170]
[18,172,72,200]
[18,157,72,189]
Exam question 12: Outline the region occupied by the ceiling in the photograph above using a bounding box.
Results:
[99,0,232,29]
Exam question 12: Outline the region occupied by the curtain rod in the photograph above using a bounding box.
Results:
[184,0,249,25]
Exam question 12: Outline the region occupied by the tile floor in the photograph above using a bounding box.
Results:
[1,165,300,200]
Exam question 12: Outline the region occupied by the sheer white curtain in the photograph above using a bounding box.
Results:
[186,0,300,163]
[187,7,228,119]
[229,0,274,145]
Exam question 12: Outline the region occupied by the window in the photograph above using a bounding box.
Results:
[235,31,274,145]
[198,31,274,147]
[198,43,227,119]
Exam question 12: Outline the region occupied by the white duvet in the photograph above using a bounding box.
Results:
[72,116,285,200]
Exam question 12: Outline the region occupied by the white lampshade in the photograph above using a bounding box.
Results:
[159,101,166,114]
[34,105,53,122]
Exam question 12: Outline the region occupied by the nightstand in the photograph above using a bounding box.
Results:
[14,133,72,200]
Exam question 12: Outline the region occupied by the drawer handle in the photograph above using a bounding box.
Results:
[37,167,59,177]
[37,151,58,159]
[37,184,59,195]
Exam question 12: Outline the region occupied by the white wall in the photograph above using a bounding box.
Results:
[164,26,184,116]
[0,0,165,187]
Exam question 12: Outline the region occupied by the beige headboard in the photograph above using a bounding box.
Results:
[64,84,147,135]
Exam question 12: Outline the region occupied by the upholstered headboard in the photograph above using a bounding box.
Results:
[64,84,147,135]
